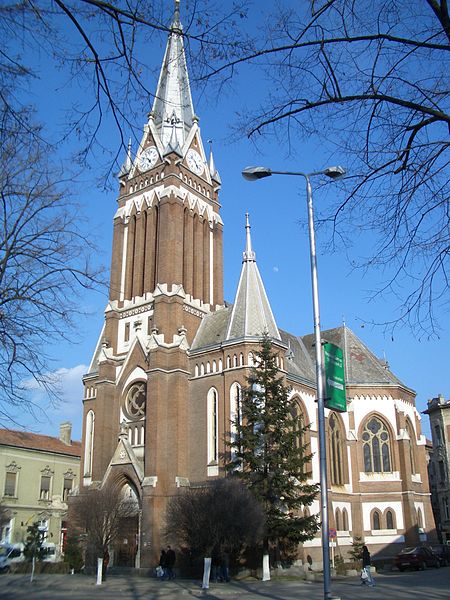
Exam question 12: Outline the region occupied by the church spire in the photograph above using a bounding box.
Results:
[150,0,195,149]
[243,212,256,262]
[225,215,280,341]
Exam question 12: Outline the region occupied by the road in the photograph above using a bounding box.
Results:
[0,568,449,599]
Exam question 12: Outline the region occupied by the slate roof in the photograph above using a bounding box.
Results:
[191,305,232,350]
[151,5,195,149]
[302,326,408,388]
[0,429,81,457]
[280,329,315,384]
[225,214,280,342]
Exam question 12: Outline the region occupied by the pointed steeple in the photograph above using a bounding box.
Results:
[208,140,221,184]
[225,215,280,341]
[150,0,195,149]
[119,138,133,177]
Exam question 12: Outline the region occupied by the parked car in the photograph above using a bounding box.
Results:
[429,544,450,567]
[394,546,441,571]
[0,544,25,573]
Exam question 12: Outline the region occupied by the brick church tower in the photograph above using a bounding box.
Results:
[81,1,224,567]
[80,0,436,571]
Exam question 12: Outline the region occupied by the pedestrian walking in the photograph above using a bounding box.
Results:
[220,550,230,583]
[157,549,166,579]
[165,545,176,580]
[361,545,375,587]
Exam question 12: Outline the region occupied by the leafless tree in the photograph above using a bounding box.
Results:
[1,0,250,180]
[70,482,139,567]
[203,0,449,337]
[165,477,264,560]
[0,104,103,425]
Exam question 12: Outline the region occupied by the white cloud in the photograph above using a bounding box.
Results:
[22,365,87,441]
[273,266,279,273]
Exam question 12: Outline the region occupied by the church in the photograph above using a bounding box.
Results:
[80,2,436,569]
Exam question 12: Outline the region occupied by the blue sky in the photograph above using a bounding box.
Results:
[13,1,448,441]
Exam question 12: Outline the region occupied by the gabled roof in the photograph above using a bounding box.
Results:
[0,429,81,458]
[280,329,315,383]
[191,305,231,350]
[302,325,408,388]
[150,2,195,149]
[225,214,280,342]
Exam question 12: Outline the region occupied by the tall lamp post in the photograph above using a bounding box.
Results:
[242,165,345,600]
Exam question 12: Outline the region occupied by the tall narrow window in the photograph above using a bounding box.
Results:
[406,421,416,474]
[62,478,73,502]
[40,476,51,500]
[362,417,392,473]
[207,388,219,464]
[372,510,381,530]
[84,410,95,477]
[386,510,394,529]
[329,413,344,484]
[4,472,16,497]
[417,507,423,529]
[342,508,349,531]
[335,509,341,531]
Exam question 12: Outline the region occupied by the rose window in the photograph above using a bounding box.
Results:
[125,383,146,419]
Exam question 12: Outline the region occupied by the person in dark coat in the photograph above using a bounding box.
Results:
[362,545,375,586]
[165,545,176,580]
[158,549,167,579]
[220,551,230,583]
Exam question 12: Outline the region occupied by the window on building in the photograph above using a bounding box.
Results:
[386,510,394,529]
[372,510,381,530]
[335,509,341,531]
[84,410,95,477]
[40,476,51,500]
[406,421,416,474]
[62,478,73,502]
[4,472,17,497]
[362,416,392,473]
[124,322,130,342]
[342,508,349,531]
[417,507,423,529]
[329,413,344,485]
[37,519,48,541]
[207,388,219,464]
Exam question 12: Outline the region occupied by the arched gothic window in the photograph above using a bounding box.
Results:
[417,507,423,529]
[329,413,344,485]
[362,416,392,473]
[372,510,381,530]
[406,421,416,475]
[84,410,95,477]
[342,508,349,531]
[207,388,219,465]
[386,510,394,529]
[335,508,341,531]
[230,382,242,430]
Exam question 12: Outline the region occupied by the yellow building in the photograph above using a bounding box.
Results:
[0,422,80,557]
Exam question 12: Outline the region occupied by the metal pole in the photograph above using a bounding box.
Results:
[304,175,332,600]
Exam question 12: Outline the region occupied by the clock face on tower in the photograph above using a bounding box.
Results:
[138,146,158,172]
[186,149,204,175]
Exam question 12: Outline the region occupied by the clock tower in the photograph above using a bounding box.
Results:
[81,0,223,566]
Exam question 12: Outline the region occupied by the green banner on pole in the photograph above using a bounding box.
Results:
[324,342,347,412]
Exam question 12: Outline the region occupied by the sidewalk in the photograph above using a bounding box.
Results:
[0,570,448,600]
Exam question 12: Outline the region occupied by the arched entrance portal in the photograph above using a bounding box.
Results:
[112,483,140,568]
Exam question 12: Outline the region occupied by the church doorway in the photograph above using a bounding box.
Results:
[112,483,140,568]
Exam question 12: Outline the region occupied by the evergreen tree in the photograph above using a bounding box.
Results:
[227,335,319,556]
[64,532,84,572]
[23,522,45,562]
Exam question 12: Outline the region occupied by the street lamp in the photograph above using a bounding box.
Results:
[242,165,345,600]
